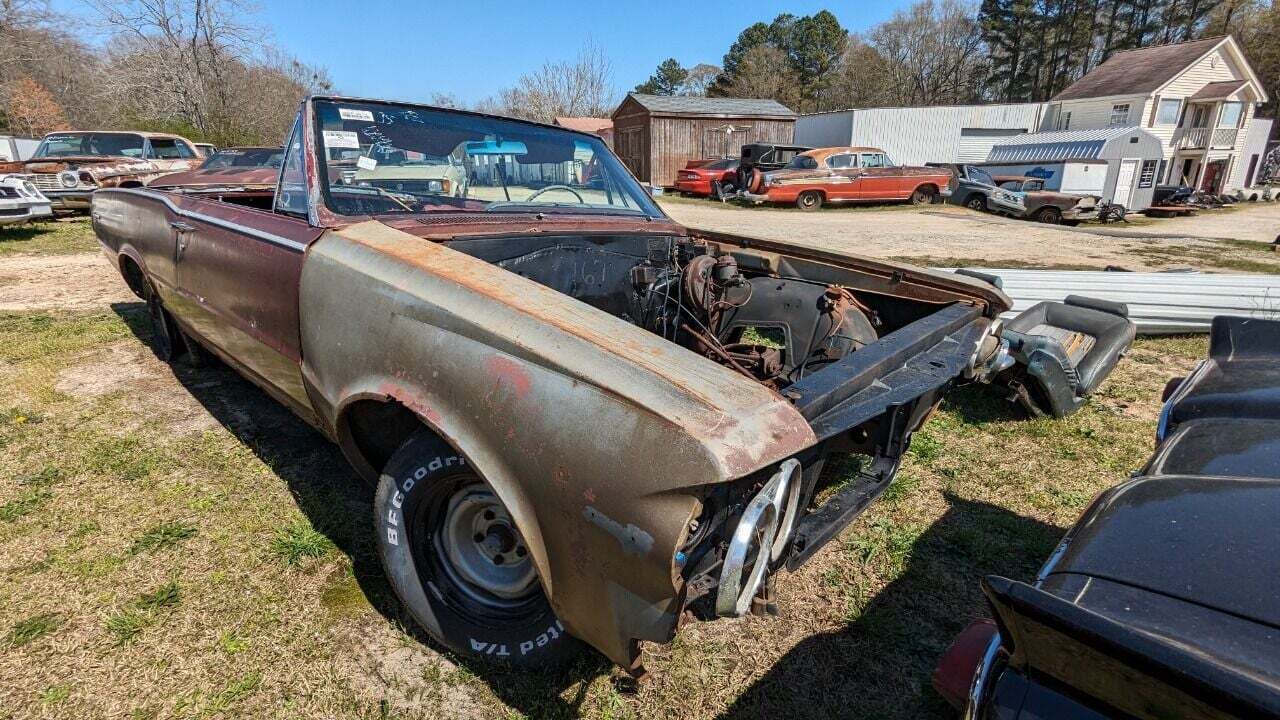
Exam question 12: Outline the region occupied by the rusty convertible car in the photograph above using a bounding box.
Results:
[740,147,952,210]
[90,96,1132,674]
[0,130,200,213]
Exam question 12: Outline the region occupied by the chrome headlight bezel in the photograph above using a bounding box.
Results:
[58,171,79,188]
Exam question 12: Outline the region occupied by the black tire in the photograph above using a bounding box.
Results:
[375,431,582,668]
[1035,206,1062,225]
[179,328,210,368]
[963,194,987,211]
[910,185,937,205]
[796,190,823,211]
[146,288,178,363]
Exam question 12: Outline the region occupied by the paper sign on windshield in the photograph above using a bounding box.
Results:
[323,130,361,149]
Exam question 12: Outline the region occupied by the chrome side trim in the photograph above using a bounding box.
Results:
[963,633,1003,720]
[97,187,309,253]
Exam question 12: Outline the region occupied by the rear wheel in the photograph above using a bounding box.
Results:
[796,190,823,211]
[1035,206,1062,224]
[910,185,937,205]
[375,431,582,668]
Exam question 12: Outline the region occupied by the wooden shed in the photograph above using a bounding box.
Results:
[611,94,796,186]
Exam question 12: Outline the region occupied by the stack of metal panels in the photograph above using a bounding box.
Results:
[939,268,1280,334]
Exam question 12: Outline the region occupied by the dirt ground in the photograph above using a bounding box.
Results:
[0,213,1245,719]
[659,197,1280,271]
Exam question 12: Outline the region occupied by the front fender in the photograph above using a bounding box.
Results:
[299,221,815,667]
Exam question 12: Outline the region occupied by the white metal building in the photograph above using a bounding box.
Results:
[795,103,1048,165]
[981,126,1164,210]
[1232,117,1273,188]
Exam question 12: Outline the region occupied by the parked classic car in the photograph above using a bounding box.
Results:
[674,158,739,197]
[195,146,285,170]
[0,175,53,226]
[91,95,1131,674]
[0,130,200,213]
[740,147,953,210]
[149,147,284,199]
[988,175,1101,224]
[735,142,810,190]
[936,163,1002,211]
[935,315,1280,719]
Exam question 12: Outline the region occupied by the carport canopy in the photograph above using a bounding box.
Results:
[987,126,1159,163]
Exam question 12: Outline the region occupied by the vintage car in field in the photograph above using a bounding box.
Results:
[987,175,1101,224]
[149,147,284,201]
[91,95,1131,674]
[740,147,953,210]
[194,146,285,171]
[936,315,1280,719]
[0,130,200,213]
[735,142,810,190]
[674,158,739,197]
[0,175,53,226]
[935,163,1002,212]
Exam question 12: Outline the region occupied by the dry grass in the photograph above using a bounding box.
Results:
[0,220,1210,718]
[0,218,98,257]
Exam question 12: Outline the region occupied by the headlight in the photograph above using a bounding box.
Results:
[78,171,97,186]
[425,179,450,193]
[59,171,79,188]
[23,182,38,196]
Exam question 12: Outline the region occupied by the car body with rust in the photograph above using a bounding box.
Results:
[987,175,1101,224]
[740,147,952,210]
[936,315,1280,719]
[90,96,1130,674]
[0,130,200,213]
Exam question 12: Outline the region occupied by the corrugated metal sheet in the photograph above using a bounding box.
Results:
[796,103,1047,165]
[938,268,1280,334]
[987,126,1145,163]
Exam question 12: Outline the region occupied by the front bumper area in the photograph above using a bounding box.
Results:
[41,189,94,212]
[0,198,53,225]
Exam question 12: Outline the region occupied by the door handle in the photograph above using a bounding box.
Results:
[171,220,194,262]
[169,220,195,233]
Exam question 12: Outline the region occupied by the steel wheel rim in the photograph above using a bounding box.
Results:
[434,483,537,607]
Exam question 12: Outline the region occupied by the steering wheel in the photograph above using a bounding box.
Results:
[524,184,585,203]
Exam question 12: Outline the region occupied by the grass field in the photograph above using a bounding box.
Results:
[0,219,1208,719]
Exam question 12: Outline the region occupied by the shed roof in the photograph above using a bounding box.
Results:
[623,94,795,118]
[1188,79,1249,101]
[1054,36,1225,101]
[553,117,613,133]
[987,126,1153,162]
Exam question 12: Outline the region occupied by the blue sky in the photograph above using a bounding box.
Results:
[52,1,913,104]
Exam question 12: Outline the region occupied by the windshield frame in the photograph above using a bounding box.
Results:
[309,98,664,221]
[33,132,147,159]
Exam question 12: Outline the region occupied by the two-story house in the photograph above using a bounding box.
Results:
[1044,35,1269,193]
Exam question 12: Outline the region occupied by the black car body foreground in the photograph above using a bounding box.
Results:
[936,315,1280,719]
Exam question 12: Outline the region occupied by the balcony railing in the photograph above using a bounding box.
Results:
[1178,127,1239,150]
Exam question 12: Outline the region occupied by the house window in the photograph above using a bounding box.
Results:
[1155,98,1181,125]
[1219,102,1243,127]
[1056,111,1072,131]
[1109,103,1130,126]
[1139,160,1157,188]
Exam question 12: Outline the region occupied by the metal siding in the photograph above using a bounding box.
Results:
[1230,116,1272,188]
[938,269,1280,334]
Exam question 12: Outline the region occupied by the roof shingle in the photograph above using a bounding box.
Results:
[1053,37,1225,101]
[621,94,795,118]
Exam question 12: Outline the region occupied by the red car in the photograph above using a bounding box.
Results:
[674,158,739,196]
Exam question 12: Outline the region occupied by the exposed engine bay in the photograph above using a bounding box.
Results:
[445,233,916,391]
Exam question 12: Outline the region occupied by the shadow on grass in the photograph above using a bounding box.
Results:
[941,383,1026,425]
[718,494,1063,720]
[111,302,609,718]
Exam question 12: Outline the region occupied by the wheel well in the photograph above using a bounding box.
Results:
[800,188,825,199]
[118,254,148,299]
[340,398,435,477]
[118,180,144,188]
[915,183,939,195]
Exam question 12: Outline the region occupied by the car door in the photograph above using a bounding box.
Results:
[167,121,324,420]
[824,153,860,200]
[145,137,198,174]
[857,152,899,199]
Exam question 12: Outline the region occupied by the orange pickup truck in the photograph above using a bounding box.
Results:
[740,146,951,210]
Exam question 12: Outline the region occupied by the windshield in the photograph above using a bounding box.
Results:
[201,148,284,169]
[34,133,145,159]
[967,167,995,186]
[313,100,662,218]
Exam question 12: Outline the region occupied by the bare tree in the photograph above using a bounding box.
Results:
[867,0,988,106]
[488,42,617,121]
[682,63,721,96]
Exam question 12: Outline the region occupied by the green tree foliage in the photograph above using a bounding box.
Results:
[980,0,1226,102]
[634,58,689,95]
[711,11,847,112]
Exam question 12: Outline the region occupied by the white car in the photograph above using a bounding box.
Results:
[0,175,53,226]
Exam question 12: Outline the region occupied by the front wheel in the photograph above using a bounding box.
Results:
[1035,206,1062,224]
[146,289,178,363]
[964,194,987,211]
[796,190,823,211]
[375,431,582,667]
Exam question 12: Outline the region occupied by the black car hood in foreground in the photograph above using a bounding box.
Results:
[969,316,1280,720]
